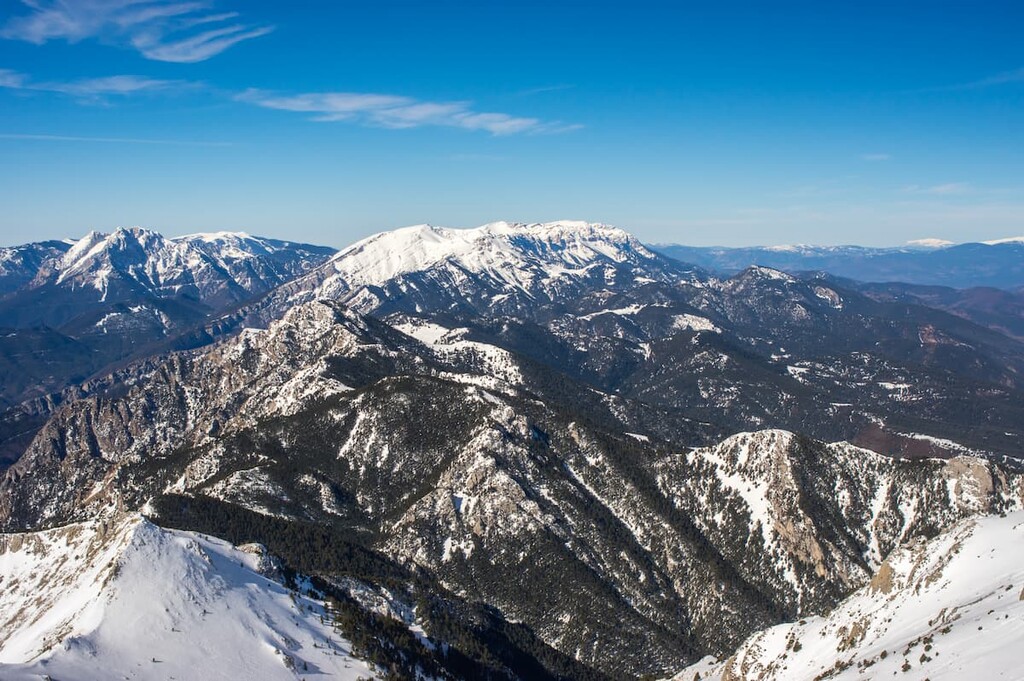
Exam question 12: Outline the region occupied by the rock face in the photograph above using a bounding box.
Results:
[655,431,1023,617]
[678,510,1024,681]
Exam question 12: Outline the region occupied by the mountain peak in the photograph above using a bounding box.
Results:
[176,230,254,242]
[323,220,659,293]
[906,237,955,249]
[733,265,797,283]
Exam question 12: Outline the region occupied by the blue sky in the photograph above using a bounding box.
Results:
[0,0,1022,248]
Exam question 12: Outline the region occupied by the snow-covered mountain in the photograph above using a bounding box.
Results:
[0,227,336,419]
[7,226,336,321]
[680,510,1024,681]
[3,219,1024,678]
[283,220,699,316]
[173,220,1023,464]
[3,292,1022,676]
[0,513,376,680]
[0,239,73,295]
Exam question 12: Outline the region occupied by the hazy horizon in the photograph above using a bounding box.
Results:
[2,219,1022,252]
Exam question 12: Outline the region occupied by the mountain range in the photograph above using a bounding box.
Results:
[654,239,1024,289]
[0,227,335,465]
[1,221,1023,679]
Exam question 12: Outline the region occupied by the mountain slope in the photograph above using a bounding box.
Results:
[277,220,701,317]
[0,227,336,328]
[0,513,377,680]
[0,240,72,295]
[679,510,1024,680]
[3,221,1024,677]
[0,227,337,451]
[213,222,1024,459]
[2,295,1022,676]
[849,280,1024,341]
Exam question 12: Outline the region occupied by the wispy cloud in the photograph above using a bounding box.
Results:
[1,0,273,63]
[0,67,184,102]
[516,84,575,97]
[921,67,1024,92]
[903,182,972,196]
[0,69,28,88]
[0,132,230,146]
[237,88,582,136]
[860,153,891,161]
[447,153,506,162]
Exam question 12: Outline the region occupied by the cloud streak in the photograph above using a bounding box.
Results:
[2,0,272,63]
[903,182,972,196]
[921,67,1024,92]
[1,68,574,137]
[0,132,230,146]
[237,88,581,136]
[0,68,184,101]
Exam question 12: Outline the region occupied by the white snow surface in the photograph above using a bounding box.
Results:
[48,227,325,301]
[316,220,659,296]
[676,510,1024,681]
[0,514,376,680]
[981,236,1024,245]
[906,238,955,248]
[671,313,720,333]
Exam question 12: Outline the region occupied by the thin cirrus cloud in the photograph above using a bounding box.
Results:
[0,67,183,101]
[0,67,572,137]
[1,0,273,63]
[236,89,582,136]
[0,132,230,146]
[903,182,972,196]
[919,67,1024,93]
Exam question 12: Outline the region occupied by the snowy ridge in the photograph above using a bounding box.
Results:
[330,220,654,283]
[1,226,335,309]
[0,514,376,680]
[982,236,1024,245]
[906,238,956,248]
[51,226,333,302]
[679,510,1024,681]
[311,220,671,305]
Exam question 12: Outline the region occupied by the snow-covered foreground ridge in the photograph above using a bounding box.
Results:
[679,510,1024,681]
[0,513,376,680]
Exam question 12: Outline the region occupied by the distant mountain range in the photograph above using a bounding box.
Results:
[2,221,1024,679]
[0,228,335,447]
[653,238,1024,289]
